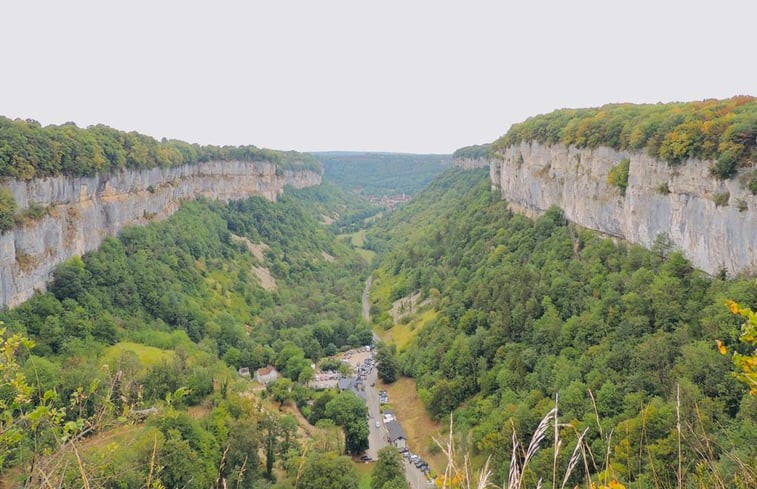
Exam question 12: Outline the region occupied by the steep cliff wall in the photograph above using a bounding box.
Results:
[0,161,321,307]
[452,157,493,170]
[491,142,757,276]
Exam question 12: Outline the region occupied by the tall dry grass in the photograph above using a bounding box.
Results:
[433,386,756,489]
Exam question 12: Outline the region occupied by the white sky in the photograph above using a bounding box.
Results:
[1,1,755,154]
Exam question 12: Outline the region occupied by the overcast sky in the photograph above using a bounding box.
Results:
[1,1,755,154]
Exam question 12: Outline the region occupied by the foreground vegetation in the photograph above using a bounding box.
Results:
[493,96,757,177]
[367,168,757,488]
[0,184,375,487]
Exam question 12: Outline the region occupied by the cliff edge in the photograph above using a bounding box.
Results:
[0,161,321,307]
[491,141,756,276]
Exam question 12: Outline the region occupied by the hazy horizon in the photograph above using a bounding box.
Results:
[1,1,755,154]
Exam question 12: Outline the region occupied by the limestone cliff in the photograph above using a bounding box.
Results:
[0,161,321,307]
[452,157,492,170]
[491,142,757,276]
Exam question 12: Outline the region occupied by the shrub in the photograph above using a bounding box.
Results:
[710,150,738,179]
[713,191,730,207]
[746,170,757,195]
[736,199,748,212]
[607,158,630,195]
[15,203,48,225]
[0,189,17,231]
[657,182,670,195]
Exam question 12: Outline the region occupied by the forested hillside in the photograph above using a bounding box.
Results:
[367,168,757,488]
[493,96,756,176]
[1,185,373,487]
[452,144,491,160]
[316,152,452,197]
[0,116,320,179]
[293,180,382,234]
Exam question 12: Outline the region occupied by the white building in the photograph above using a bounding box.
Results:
[255,365,279,385]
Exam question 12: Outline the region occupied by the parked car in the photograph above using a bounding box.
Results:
[375,421,380,428]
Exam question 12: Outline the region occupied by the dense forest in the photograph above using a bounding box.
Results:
[316,152,452,197]
[292,180,382,234]
[493,96,757,177]
[0,116,320,180]
[2,98,757,489]
[452,144,491,160]
[366,168,757,488]
[0,184,376,487]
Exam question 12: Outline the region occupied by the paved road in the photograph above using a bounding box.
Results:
[364,367,387,460]
[362,274,431,488]
[364,372,431,488]
[362,275,372,322]
[404,458,432,489]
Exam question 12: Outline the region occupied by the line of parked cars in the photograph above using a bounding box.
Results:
[400,448,430,474]
[357,357,374,379]
[379,389,388,404]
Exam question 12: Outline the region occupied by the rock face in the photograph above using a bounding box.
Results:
[453,157,492,170]
[0,160,322,307]
[491,142,757,276]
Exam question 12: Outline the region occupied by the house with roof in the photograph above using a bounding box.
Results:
[385,419,407,449]
[255,365,279,385]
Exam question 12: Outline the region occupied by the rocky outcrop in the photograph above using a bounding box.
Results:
[0,161,321,307]
[491,142,757,276]
[453,157,492,170]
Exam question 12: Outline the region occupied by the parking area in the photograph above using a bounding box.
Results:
[341,347,373,369]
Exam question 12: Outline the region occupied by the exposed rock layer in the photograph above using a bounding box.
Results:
[0,161,321,307]
[491,142,757,276]
[452,157,493,170]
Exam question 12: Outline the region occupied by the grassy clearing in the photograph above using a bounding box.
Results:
[339,229,376,264]
[187,404,212,419]
[369,270,394,311]
[377,308,437,351]
[355,248,376,264]
[353,461,373,489]
[102,342,173,369]
[379,377,445,475]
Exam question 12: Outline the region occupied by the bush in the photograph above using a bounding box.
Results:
[15,203,48,225]
[713,191,730,207]
[607,158,630,195]
[0,189,17,231]
[657,182,670,195]
[747,171,757,195]
[710,150,738,179]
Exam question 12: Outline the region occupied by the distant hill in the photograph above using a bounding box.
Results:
[314,152,452,197]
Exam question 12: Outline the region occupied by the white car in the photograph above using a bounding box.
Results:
[375,421,381,428]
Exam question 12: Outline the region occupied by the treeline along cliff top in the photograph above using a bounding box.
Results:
[492,95,756,176]
[0,117,321,180]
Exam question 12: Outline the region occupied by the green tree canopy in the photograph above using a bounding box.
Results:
[371,446,406,489]
[298,452,359,489]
